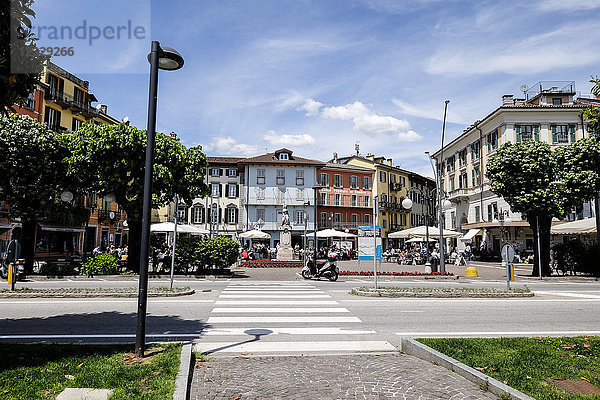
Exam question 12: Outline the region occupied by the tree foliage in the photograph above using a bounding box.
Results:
[1,0,48,112]
[584,76,600,137]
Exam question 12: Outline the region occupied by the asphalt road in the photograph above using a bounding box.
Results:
[1,267,599,353]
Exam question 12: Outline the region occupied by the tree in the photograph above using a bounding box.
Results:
[1,0,48,112]
[0,114,71,271]
[486,139,600,276]
[584,76,600,138]
[65,123,209,272]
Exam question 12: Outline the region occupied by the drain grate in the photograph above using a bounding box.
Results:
[547,379,600,395]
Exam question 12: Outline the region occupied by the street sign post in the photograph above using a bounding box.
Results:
[501,243,515,290]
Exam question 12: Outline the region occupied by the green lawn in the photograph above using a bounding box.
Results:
[0,343,181,399]
[418,337,600,400]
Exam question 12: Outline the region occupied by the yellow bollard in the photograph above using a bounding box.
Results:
[510,263,515,282]
[7,263,15,285]
[466,266,478,277]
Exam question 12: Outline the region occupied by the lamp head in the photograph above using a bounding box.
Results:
[60,191,73,203]
[148,46,184,71]
[401,197,413,210]
[442,199,452,210]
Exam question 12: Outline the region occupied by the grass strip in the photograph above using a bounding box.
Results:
[418,337,600,400]
[0,286,191,295]
[0,343,181,399]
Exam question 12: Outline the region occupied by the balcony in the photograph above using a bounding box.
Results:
[447,188,471,202]
[46,123,67,133]
[389,182,403,192]
[98,209,122,221]
[45,88,97,117]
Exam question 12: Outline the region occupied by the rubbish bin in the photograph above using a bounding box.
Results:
[430,257,439,273]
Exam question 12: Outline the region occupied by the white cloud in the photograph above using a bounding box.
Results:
[397,130,422,142]
[536,0,600,12]
[321,101,371,120]
[263,130,316,147]
[298,98,323,116]
[203,137,261,156]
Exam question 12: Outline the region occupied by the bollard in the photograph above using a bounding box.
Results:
[465,266,478,277]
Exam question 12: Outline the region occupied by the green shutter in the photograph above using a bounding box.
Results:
[515,125,522,142]
[487,135,491,152]
[533,125,540,142]
[569,124,576,142]
[471,169,476,187]
[551,125,557,144]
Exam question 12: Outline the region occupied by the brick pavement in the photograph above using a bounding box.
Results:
[190,353,496,399]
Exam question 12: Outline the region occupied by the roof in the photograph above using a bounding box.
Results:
[207,156,247,164]
[337,155,414,176]
[238,150,325,166]
[322,162,373,173]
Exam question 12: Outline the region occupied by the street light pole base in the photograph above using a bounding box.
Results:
[424,263,432,273]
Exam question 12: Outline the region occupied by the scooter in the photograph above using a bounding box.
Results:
[301,254,339,281]
[0,257,25,281]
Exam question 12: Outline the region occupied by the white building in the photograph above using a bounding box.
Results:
[239,148,325,248]
[432,81,597,258]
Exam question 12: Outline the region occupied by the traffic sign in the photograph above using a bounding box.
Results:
[501,243,515,263]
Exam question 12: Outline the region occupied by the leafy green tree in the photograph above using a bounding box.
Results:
[584,76,600,138]
[1,0,48,112]
[0,114,70,271]
[65,123,209,272]
[487,139,600,276]
[195,236,240,270]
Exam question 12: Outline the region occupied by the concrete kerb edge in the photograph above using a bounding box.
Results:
[351,289,534,298]
[401,338,536,400]
[173,342,193,400]
[0,289,196,298]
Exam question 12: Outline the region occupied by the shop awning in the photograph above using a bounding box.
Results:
[38,223,85,233]
[460,228,481,241]
[550,218,597,235]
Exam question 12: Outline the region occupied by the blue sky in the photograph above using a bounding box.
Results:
[32,0,600,178]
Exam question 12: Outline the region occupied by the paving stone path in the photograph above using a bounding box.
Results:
[190,353,496,399]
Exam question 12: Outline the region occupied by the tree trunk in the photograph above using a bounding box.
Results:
[529,215,552,277]
[20,219,37,274]
[126,218,142,273]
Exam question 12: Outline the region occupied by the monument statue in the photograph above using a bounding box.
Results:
[277,205,294,260]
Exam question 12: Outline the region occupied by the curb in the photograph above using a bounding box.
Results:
[0,289,195,298]
[352,289,534,298]
[401,338,535,400]
[173,342,193,400]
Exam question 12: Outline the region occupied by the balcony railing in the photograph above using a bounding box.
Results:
[320,199,372,208]
[98,209,122,221]
[45,88,97,117]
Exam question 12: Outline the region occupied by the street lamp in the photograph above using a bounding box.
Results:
[303,212,309,268]
[437,100,450,273]
[136,41,184,358]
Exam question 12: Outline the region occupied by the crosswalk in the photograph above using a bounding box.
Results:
[193,281,395,355]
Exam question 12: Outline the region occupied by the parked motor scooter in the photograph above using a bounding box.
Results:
[0,257,25,281]
[301,253,339,281]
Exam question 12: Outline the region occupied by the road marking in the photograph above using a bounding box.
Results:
[0,333,201,339]
[215,300,338,305]
[534,291,600,299]
[200,327,377,335]
[219,294,331,298]
[0,299,215,304]
[222,291,320,295]
[193,340,396,354]
[207,316,361,323]
[211,307,349,313]
[396,331,600,337]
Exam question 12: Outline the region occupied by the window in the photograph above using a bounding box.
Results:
[211,168,220,176]
[72,118,83,131]
[256,187,265,200]
[552,97,562,105]
[192,206,204,223]
[276,169,285,185]
[459,172,468,189]
[379,171,387,183]
[516,124,539,142]
[446,155,455,172]
[362,176,371,190]
[279,153,289,160]
[256,208,265,222]
[319,192,327,205]
[362,214,371,225]
[227,207,238,224]
[551,124,575,144]
[472,166,481,187]
[44,106,61,130]
[350,214,358,228]
[475,206,480,223]
[211,183,220,197]
[319,173,329,187]
[350,175,358,189]
[487,130,498,152]
[227,184,237,198]
[296,170,304,186]
[389,174,396,184]
[257,169,265,184]
[449,175,455,191]
[333,174,343,188]
[228,169,237,177]
[351,194,358,207]
[382,219,387,229]
[487,202,498,221]
[177,204,187,222]
[400,214,406,226]
[23,91,35,109]
[450,211,456,229]
[209,204,220,224]
[334,193,342,206]
[296,189,304,201]
[333,213,343,228]
[73,87,84,106]
[470,141,480,161]
[458,149,467,167]
[363,196,370,208]
[294,210,305,225]
[319,212,328,227]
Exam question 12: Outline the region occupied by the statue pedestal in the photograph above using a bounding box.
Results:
[276,225,294,261]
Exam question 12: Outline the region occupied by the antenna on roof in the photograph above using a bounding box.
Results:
[520,84,529,100]
[355,142,360,156]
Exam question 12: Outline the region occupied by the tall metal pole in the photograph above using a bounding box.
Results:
[373,195,378,289]
[136,40,160,357]
[313,187,318,260]
[438,100,450,274]
[169,193,178,290]
[536,215,542,280]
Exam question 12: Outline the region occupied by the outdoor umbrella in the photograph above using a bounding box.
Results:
[239,229,271,239]
[150,222,209,235]
[406,237,438,243]
[305,228,357,238]
[387,226,462,239]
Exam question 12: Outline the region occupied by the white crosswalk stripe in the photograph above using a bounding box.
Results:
[195,281,395,355]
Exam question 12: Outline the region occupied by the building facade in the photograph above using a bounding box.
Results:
[432,81,596,257]
[239,148,324,248]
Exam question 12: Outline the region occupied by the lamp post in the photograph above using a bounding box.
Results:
[438,100,450,273]
[303,213,309,268]
[312,185,325,259]
[401,185,436,265]
[136,41,184,358]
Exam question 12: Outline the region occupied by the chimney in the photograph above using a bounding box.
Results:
[332,152,339,163]
[99,104,107,114]
[502,95,514,105]
[386,158,392,166]
[366,154,375,161]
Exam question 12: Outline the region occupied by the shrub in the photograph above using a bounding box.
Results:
[174,235,203,273]
[40,262,79,276]
[195,237,239,270]
[553,241,599,275]
[79,254,118,276]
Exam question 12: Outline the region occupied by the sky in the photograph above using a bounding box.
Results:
[30,0,600,178]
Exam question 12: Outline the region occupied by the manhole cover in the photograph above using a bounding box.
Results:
[547,379,600,395]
